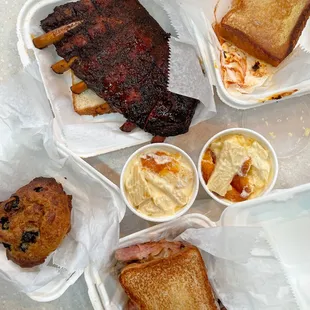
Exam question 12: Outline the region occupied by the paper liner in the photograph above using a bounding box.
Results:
[263,214,310,310]
[160,0,216,112]
[298,19,310,54]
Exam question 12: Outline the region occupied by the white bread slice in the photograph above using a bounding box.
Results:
[219,0,310,66]
[71,74,113,116]
[119,246,218,310]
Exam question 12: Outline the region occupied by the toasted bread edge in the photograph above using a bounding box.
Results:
[219,3,310,66]
[288,3,310,58]
[219,24,282,66]
[119,247,218,310]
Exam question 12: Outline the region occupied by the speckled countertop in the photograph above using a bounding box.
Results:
[1,0,310,309]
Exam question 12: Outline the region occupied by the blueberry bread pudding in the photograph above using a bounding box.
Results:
[0,177,72,268]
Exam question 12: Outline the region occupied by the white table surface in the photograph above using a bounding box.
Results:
[1,0,310,309]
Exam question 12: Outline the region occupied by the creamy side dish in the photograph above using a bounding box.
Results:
[124,150,195,217]
[220,42,276,94]
[201,134,272,202]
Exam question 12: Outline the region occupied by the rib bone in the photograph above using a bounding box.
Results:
[33,21,83,49]
[51,57,78,74]
[71,81,88,94]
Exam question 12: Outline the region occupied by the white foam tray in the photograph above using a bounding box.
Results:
[186,3,310,110]
[16,0,211,158]
[220,183,310,227]
[84,183,310,310]
[84,213,215,310]
[25,142,126,302]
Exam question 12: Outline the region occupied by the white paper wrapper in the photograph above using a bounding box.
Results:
[0,71,125,293]
[299,19,310,54]
[25,0,215,157]
[263,214,310,310]
[181,227,298,310]
[177,0,310,101]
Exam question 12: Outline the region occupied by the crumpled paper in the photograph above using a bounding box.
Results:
[181,227,298,310]
[262,208,310,310]
[180,185,310,310]
[0,71,126,293]
[176,0,310,103]
[25,0,215,157]
[298,19,310,54]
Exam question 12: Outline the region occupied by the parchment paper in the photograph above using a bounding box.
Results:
[181,227,298,310]
[0,72,125,293]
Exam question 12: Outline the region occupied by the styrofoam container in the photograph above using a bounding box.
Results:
[84,183,310,310]
[219,183,310,227]
[15,0,211,158]
[198,128,279,206]
[84,213,215,310]
[120,143,199,222]
[187,2,310,110]
[7,142,126,302]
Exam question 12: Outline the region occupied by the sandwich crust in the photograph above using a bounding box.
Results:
[119,246,217,310]
[219,0,310,66]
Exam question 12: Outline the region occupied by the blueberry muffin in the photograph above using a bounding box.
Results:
[0,177,72,268]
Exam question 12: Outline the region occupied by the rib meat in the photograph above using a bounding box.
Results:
[40,0,199,137]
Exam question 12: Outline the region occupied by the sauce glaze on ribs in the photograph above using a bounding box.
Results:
[40,0,199,137]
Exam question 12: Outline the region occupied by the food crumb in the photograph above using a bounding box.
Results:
[277,119,282,123]
[304,128,310,137]
[269,132,276,139]
[252,61,261,71]
[288,132,293,137]
[265,121,269,126]
[300,116,303,121]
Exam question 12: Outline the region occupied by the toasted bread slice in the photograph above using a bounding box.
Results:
[119,246,217,310]
[71,74,113,116]
[219,0,310,66]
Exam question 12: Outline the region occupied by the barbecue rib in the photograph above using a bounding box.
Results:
[38,0,199,137]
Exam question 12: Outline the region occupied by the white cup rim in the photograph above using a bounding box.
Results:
[198,128,279,207]
[120,143,199,223]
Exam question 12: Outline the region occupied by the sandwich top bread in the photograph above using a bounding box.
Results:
[116,240,218,310]
[219,0,310,66]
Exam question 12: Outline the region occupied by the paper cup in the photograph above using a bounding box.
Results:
[120,143,199,222]
[198,128,279,206]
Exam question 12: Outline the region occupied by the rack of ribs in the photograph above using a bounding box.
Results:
[34,0,199,139]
